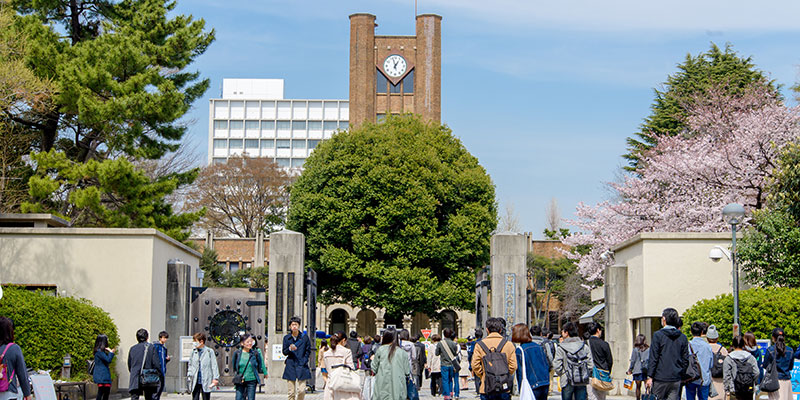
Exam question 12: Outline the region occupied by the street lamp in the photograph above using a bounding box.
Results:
[722,203,746,337]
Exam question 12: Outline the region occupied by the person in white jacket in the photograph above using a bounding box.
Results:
[723,336,759,400]
[187,333,220,400]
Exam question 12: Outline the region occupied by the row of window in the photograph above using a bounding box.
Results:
[213,120,347,131]
[213,100,348,120]
[214,139,321,150]
[212,157,306,169]
[377,69,414,94]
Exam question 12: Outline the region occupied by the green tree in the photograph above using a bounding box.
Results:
[739,142,800,287]
[8,0,214,161]
[22,149,201,241]
[287,115,497,316]
[528,253,574,328]
[624,43,778,170]
[682,287,800,348]
[199,247,224,286]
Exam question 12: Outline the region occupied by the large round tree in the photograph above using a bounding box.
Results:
[287,115,497,316]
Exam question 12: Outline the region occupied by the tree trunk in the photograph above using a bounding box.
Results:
[69,0,81,45]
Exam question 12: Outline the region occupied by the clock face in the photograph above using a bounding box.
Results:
[383,55,407,78]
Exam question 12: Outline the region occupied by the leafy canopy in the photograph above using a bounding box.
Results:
[287,115,497,316]
[624,43,778,170]
[22,149,202,241]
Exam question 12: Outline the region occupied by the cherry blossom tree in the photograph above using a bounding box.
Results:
[565,84,800,281]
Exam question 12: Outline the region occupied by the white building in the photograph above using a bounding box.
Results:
[208,79,349,168]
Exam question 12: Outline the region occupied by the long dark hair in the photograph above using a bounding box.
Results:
[772,328,786,357]
[94,334,109,353]
[330,332,346,351]
[743,332,757,349]
[382,328,399,361]
[633,334,649,350]
[732,335,746,350]
[0,317,14,346]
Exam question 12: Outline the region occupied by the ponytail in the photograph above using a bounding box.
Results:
[772,328,786,357]
[330,332,345,351]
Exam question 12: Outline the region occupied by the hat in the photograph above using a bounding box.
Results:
[706,325,719,340]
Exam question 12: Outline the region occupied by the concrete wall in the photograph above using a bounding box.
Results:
[605,232,735,394]
[0,228,200,390]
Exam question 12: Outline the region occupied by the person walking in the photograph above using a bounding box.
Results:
[153,331,170,400]
[410,334,427,389]
[187,333,219,400]
[762,328,794,400]
[706,326,728,400]
[645,308,689,400]
[371,329,411,400]
[468,329,484,393]
[399,330,416,374]
[723,335,759,400]
[554,322,593,400]
[322,332,359,400]
[92,334,115,400]
[362,337,376,400]
[318,339,330,388]
[437,328,461,400]
[686,322,713,400]
[429,335,443,396]
[0,317,31,400]
[742,333,763,392]
[512,323,550,400]
[283,316,312,400]
[587,323,613,400]
[472,317,517,400]
[347,331,364,370]
[232,334,267,400]
[458,343,470,391]
[626,334,649,400]
[128,329,163,400]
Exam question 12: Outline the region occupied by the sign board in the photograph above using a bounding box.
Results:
[179,336,194,362]
[421,329,432,340]
[756,339,770,357]
[272,344,287,361]
[791,359,800,398]
[386,324,396,330]
[30,374,57,400]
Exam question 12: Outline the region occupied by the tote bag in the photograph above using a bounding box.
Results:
[518,346,536,400]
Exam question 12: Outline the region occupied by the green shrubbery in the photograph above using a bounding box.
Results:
[0,287,119,380]
[682,287,800,348]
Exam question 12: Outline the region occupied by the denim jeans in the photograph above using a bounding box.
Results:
[480,392,511,400]
[441,366,458,398]
[533,385,549,400]
[235,381,258,400]
[685,383,709,400]
[561,385,588,400]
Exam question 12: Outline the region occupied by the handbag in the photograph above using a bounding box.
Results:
[517,346,536,400]
[407,375,419,400]
[760,348,780,392]
[139,343,161,388]
[590,367,615,391]
[641,387,658,400]
[329,364,361,393]
[682,344,702,384]
[440,341,461,373]
[87,359,95,375]
[232,350,253,385]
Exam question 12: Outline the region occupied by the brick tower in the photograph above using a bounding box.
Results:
[348,13,441,127]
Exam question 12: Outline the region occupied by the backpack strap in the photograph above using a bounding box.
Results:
[477,339,491,354]
[496,338,509,354]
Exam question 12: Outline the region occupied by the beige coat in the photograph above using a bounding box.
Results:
[471,332,517,394]
[323,345,359,400]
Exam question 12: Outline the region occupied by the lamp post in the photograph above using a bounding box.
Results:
[722,203,746,337]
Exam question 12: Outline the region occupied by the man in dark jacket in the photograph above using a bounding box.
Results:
[128,328,162,400]
[646,308,689,400]
[411,333,428,388]
[153,331,170,400]
[346,331,364,369]
[587,322,613,400]
[283,316,312,400]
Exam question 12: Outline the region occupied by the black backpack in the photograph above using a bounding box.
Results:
[733,358,756,394]
[564,342,591,386]
[710,347,725,378]
[682,344,703,383]
[477,338,513,393]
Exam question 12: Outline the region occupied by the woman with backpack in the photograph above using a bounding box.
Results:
[742,332,763,389]
[372,328,411,400]
[723,335,759,400]
[322,332,359,400]
[0,317,30,400]
[92,334,115,400]
[512,323,551,400]
[553,322,594,400]
[231,334,267,400]
[626,334,649,400]
[706,326,728,400]
[761,328,794,400]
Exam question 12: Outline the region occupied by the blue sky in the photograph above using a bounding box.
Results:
[173,0,800,237]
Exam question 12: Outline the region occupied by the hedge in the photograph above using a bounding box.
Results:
[0,287,120,380]
[681,287,800,348]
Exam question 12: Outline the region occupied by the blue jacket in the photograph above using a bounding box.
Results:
[689,337,713,386]
[762,345,795,380]
[515,342,550,389]
[282,332,312,381]
[93,350,115,384]
[153,342,169,376]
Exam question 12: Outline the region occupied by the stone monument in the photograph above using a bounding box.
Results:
[489,232,527,332]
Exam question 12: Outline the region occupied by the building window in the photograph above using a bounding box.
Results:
[243,262,252,269]
[212,158,226,165]
[377,113,386,123]
[262,120,275,131]
[277,121,290,131]
[390,80,401,94]
[403,70,414,94]
[213,139,227,149]
[376,69,388,94]
[276,139,290,149]
[292,140,306,149]
[308,140,320,150]
[229,262,239,272]
[323,121,338,132]
[245,139,259,150]
[230,120,244,130]
[229,139,243,149]
[245,120,259,131]
[214,120,228,130]
[261,140,275,149]
[308,121,322,131]
[292,158,306,168]
[276,158,290,168]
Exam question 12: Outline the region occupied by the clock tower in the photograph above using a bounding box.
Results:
[349,13,441,127]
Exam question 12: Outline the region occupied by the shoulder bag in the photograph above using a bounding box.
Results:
[589,342,614,391]
[232,351,248,385]
[329,363,361,393]
[139,343,161,388]
[760,348,780,392]
[407,374,420,400]
[518,346,536,400]
[441,340,461,373]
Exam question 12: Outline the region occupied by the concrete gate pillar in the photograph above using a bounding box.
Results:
[266,230,306,393]
[490,232,527,333]
[402,315,413,332]
[605,263,629,395]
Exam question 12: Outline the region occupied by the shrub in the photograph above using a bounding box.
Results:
[0,287,119,380]
[681,287,800,348]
